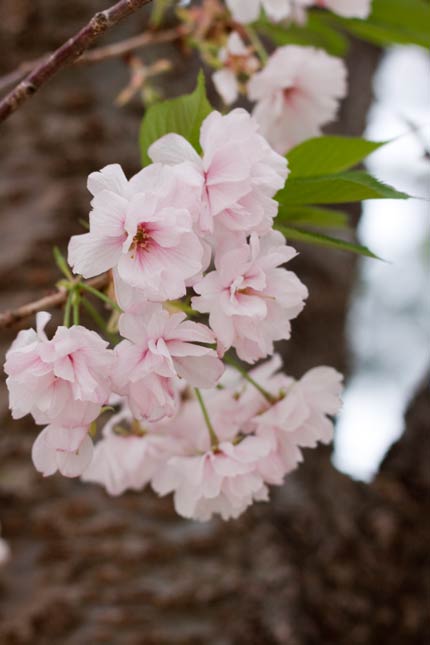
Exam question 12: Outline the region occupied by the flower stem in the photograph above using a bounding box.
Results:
[81,297,107,332]
[245,26,268,64]
[81,298,120,345]
[224,355,276,404]
[63,291,73,327]
[194,388,219,449]
[79,282,122,312]
[53,246,73,281]
[72,289,80,326]
[167,299,198,317]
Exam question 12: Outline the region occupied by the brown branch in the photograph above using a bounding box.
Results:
[0,0,153,123]
[0,274,110,329]
[0,26,184,94]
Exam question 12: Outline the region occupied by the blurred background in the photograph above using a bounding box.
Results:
[0,1,429,643]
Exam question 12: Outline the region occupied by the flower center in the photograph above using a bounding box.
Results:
[132,223,150,250]
[283,86,298,103]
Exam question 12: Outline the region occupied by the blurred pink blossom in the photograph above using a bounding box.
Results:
[248,45,347,153]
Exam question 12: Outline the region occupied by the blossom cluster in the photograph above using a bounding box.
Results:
[206,1,374,153]
[82,357,342,520]
[4,108,343,521]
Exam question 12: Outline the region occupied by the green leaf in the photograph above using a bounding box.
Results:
[274,224,380,258]
[277,171,410,205]
[139,70,212,165]
[276,205,348,229]
[325,0,430,49]
[287,136,385,178]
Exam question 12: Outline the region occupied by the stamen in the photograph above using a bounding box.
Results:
[130,223,151,259]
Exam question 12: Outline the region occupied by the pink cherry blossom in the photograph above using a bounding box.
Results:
[4,312,113,426]
[248,45,347,153]
[213,32,259,105]
[81,408,182,496]
[251,365,343,456]
[214,357,342,486]
[316,0,371,18]
[112,305,224,421]
[152,435,271,521]
[68,163,204,301]
[32,424,93,478]
[192,231,308,363]
[149,108,288,235]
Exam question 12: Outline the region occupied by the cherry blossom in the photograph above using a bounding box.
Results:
[208,356,342,488]
[212,32,259,105]
[148,108,288,235]
[192,231,308,363]
[68,163,204,301]
[3,76,349,523]
[4,312,113,426]
[152,436,271,521]
[112,305,224,421]
[248,45,347,153]
[32,424,93,478]
[81,408,182,496]
[250,365,343,461]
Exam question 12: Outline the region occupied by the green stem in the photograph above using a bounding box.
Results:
[81,297,108,332]
[79,282,122,312]
[63,291,73,328]
[245,26,268,64]
[53,246,73,281]
[72,289,80,326]
[224,355,276,404]
[81,298,119,345]
[194,388,219,449]
[168,299,199,317]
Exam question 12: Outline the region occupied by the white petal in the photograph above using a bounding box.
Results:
[227,32,249,56]
[174,354,224,388]
[87,164,129,197]
[56,435,94,478]
[32,428,58,477]
[213,70,239,106]
[226,0,261,23]
[36,311,51,339]
[68,232,122,278]
[262,0,290,21]
[148,133,202,166]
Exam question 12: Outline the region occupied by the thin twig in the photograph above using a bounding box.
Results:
[80,26,183,63]
[0,27,183,94]
[0,0,153,123]
[0,274,109,329]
